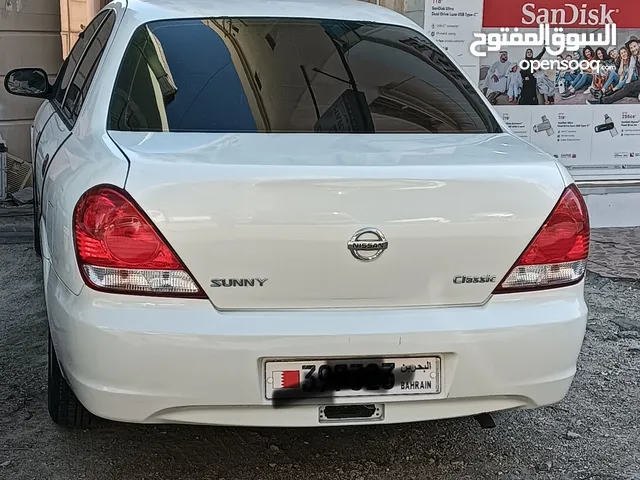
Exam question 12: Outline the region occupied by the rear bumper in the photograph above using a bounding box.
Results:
[46,265,588,427]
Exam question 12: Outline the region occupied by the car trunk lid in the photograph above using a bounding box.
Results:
[111,131,566,310]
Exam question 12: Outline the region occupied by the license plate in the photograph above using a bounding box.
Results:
[265,356,441,400]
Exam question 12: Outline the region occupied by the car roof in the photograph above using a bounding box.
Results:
[121,0,420,30]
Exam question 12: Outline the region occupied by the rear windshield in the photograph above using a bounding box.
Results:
[108,18,501,134]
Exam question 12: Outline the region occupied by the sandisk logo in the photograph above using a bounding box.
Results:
[521,3,619,26]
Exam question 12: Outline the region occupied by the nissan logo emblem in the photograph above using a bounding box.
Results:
[347,228,388,262]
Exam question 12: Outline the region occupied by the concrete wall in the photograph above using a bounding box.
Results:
[404,0,425,27]
[0,0,62,163]
[60,0,106,58]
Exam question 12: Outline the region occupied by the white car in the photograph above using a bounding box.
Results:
[5,0,589,428]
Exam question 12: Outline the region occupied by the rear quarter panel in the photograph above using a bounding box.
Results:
[44,0,131,295]
[44,133,129,295]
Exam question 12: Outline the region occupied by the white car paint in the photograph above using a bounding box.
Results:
[23,0,588,427]
[115,131,566,310]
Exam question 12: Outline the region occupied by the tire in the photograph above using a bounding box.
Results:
[32,170,42,257]
[33,199,42,257]
[47,331,98,428]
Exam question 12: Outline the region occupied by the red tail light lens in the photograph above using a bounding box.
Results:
[74,185,206,298]
[494,184,590,293]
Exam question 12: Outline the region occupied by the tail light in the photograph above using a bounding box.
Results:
[494,183,589,293]
[73,185,206,298]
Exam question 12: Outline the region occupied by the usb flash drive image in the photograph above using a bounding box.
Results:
[594,114,618,137]
[533,115,554,136]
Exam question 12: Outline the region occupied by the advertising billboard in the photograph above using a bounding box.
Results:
[424,0,640,180]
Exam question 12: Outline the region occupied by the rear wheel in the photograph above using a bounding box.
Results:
[47,331,98,428]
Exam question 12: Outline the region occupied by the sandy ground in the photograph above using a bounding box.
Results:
[1,221,639,479]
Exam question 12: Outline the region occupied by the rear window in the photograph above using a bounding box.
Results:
[108,18,501,134]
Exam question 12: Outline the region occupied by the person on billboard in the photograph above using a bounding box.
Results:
[628,37,640,68]
[534,67,556,104]
[589,38,640,104]
[484,50,510,104]
[612,46,637,90]
[506,63,522,103]
[557,53,578,95]
[608,46,620,69]
[589,47,617,97]
[519,47,546,105]
[561,46,596,99]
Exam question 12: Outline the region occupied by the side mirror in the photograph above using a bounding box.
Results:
[4,68,51,98]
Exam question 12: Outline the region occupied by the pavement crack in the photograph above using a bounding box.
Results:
[591,240,621,246]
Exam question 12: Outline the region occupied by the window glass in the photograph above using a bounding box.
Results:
[63,12,116,122]
[53,11,109,107]
[108,18,501,134]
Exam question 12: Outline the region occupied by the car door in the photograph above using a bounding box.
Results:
[34,10,116,257]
